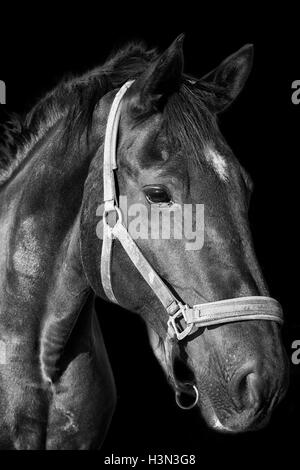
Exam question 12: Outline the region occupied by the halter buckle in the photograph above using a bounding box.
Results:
[168,304,194,340]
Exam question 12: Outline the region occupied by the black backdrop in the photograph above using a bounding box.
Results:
[0,10,299,464]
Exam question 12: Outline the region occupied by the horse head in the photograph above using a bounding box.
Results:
[80,36,288,434]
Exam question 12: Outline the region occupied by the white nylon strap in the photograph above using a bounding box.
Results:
[112,222,179,314]
[101,81,135,303]
[101,80,180,311]
[103,80,135,205]
[184,296,284,327]
[101,221,118,303]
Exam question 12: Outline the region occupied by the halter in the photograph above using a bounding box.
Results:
[100,81,284,342]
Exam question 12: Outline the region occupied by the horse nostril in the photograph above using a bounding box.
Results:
[230,363,263,412]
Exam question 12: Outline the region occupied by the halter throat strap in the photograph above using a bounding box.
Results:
[100,81,284,340]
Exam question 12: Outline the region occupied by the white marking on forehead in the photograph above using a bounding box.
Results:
[204,146,228,181]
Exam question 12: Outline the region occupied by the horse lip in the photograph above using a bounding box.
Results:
[209,412,234,433]
[207,409,268,434]
[199,398,231,433]
[200,398,271,434]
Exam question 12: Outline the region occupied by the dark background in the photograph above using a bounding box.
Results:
[0,8,299,463]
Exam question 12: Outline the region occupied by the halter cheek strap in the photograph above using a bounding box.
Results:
[100,81,284,341]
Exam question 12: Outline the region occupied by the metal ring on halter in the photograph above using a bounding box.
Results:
[175,384,199,410]
[103,206,123,228]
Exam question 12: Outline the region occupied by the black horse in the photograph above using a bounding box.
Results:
[0,37,288,449]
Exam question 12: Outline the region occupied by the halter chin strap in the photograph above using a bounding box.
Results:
[100,81,284,341]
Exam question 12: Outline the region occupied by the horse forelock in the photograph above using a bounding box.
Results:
[162,81,219,168]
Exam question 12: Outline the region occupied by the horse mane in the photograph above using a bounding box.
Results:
[0,41,218,186]
[0,42,158,186]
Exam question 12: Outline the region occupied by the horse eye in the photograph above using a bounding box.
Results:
[143,185,172,205]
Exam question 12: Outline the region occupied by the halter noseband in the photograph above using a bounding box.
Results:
[100,81,284,341]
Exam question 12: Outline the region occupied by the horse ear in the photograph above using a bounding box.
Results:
[128,34,184,116]
[198,44,254,113]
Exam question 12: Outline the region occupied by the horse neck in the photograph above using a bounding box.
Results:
[0,117,94,348]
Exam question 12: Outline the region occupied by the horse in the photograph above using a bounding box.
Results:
[0,35,288,449]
